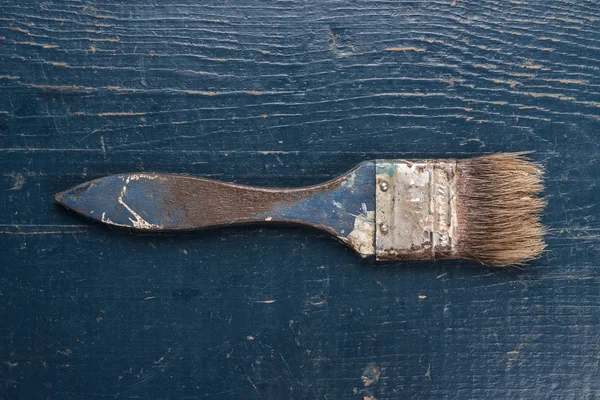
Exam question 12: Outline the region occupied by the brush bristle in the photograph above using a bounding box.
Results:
[456,152,546,266]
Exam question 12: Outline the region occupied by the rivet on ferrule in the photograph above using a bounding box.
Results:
[379,181,389,192]
[379,223,389,234]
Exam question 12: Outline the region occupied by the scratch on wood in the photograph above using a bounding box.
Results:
[526,92,575,100]
[556,79,587,85]
[97,112,147,117]
[27,84,93,91]
[493,79,519,88]
[187,90,218,96]
[247,376,260,395]
[0,231,86,235]
[13,41,58,49]
[385,47,426,52]
[49,62,69,67]
[107,86,137,92]
[522,61,545,70]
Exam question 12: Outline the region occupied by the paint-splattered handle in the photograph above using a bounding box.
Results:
[54,162,376,254]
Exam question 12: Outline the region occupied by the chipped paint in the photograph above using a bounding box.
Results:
[342,170,356,188]
[345,210,375,256]
[100,212,113,224]
[117,177,160,229]
[361,364,381,387]
[128,173,160,181]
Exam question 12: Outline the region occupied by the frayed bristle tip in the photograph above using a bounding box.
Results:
[456,153,546,266]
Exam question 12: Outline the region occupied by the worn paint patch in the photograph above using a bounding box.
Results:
[127,173,160,181]
[361,364,381,387]
[117,177,160,229]
[376,163,395,177]
[8,173,25,191]
[345,210,375,256]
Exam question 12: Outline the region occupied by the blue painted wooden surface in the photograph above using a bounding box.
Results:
[1,0,599,399]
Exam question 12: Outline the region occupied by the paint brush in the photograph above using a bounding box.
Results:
[54,152,545,266]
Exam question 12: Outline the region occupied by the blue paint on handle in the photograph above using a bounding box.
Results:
[55,174,186,230]
[255,161,375,237]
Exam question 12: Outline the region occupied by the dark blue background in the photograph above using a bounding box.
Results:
[1,0,599,398]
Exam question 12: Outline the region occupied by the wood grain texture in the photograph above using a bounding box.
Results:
[0,0,599,398]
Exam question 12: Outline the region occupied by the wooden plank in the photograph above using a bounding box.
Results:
[1,0,599,398]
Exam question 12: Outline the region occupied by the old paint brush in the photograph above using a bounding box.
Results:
[54,153,545,266]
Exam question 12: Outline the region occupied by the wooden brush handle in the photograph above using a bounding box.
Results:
[54,162,376,240]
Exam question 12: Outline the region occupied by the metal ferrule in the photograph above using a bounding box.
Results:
[375,160,458,260]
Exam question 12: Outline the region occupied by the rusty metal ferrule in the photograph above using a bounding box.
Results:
[375,160,458,260]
